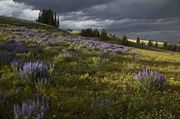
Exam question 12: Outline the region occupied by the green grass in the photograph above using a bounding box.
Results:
[0,16,179,119]
[0,16,66,32]
[0,41,180,118]
[0,32,8,42]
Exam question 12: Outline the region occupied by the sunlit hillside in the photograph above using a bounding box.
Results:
[0,16,179,119]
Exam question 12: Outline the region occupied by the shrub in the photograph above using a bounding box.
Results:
[163,42,168,49]
[147,40,153,47]
[0,32,7,42]
[136,37,140,44]
[122,36,128,46]
[80,29,100,38]
[141,42,145,46]
[30,44,44,58]
[100,29,108,41]
[135,69,165,91]
[154,42,159,48]
[80,28,94,37]
[89,57,101,64]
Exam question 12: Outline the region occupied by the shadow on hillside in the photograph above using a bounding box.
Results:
[163,84,180,92]
[140,59,180,67]
[162,71,180,77]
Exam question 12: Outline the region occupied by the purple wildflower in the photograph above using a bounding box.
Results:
[22,61,49,83]
[6,39,29,53]
[135,69,165,88]
[13,95,49,119]
[64,36,129,53]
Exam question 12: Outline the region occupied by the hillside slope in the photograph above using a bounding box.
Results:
[0,16,64,32]
[0,16,180,119]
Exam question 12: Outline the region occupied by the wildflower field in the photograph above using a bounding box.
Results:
[0,17,180,119]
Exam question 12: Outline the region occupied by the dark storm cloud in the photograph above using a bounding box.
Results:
[105,18,180,33]
[84,0,180,20]
[15,0,180,19]
[7,0,180,42]
[14,0,113,13]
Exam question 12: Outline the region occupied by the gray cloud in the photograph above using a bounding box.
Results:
[2,0,180,42]
[14,0,113,13]
[0,0,39,20]
[84,0,180,20]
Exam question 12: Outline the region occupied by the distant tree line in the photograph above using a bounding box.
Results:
[80,28,129,46]
[162,42,180,52]
[36,10,180,52]
[80,28,108,40]
[80,28,180,52]
[36,9,59,27]
[81,28,180,52]
[136,37,180,52]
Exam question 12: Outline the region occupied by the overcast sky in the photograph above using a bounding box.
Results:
[1,0,180,42]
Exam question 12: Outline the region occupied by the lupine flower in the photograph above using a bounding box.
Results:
[135,69,165,89]
[22,61,48,80]
[57,36,129,53]
[6,40,29,53]
[13,95,49,119]
[11,60,52,84]
[11,59,25,71]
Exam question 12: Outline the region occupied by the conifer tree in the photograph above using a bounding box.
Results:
[122,35,128,46]
[163,42,168,49]
[93,29,100,37]
[137,37,140,44]
[148,40,153,47]
[100,29,108,40]
[154,41,159,48]
[36,9,60,27]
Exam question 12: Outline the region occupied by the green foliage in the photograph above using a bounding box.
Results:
[148,40,153,47]
[36,9,60,27]
[176,45,180,52]
[88,57,101,64]
[80,29,100,38]
[100,29,108,40]
[122,35,128,46]
[0,39,180,118]
[0,19,180,118]
[154,42,159,48]
[136,37,140,44]
[93,29,100,37]
[167,44,177,51]
[29,43,45,59]
[108,34,117,41]
[0,16,62,32]
[0,32,7,42]
[80,28,94,37]
[141,42,145,46]
[163,42,178,51]
[163,42,168,49]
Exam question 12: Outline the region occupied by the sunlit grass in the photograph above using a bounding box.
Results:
[0,21,179,118]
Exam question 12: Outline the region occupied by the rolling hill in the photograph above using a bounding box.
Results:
[0,16,180,119]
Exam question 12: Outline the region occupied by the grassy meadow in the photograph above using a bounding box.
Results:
[0,17,179,119]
